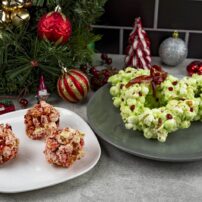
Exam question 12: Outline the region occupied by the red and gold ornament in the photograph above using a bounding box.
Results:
[187,61,202,76]
[57,68,90,103]
[37,5,72,45]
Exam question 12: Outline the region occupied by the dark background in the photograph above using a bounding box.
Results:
[94,0,202,58]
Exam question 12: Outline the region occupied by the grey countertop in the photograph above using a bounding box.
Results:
[1,55,202,202]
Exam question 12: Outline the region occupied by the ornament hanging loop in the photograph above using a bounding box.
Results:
[58,60,67,74]
[55,5,62,12]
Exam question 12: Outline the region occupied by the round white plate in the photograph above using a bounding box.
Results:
[0,107,101,193]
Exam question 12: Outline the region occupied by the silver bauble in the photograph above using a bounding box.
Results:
[159,32,188,66]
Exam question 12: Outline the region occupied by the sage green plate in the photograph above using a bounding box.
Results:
[87,84,202,162]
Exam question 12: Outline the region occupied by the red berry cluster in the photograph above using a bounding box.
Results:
[101,53,112,65]
[19,98,29,108]
[187,61,202,76]
[80,53,117,91]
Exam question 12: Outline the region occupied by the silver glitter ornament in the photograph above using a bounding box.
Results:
[159,31,188,66]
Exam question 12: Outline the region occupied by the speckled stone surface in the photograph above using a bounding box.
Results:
[1,55,202,202]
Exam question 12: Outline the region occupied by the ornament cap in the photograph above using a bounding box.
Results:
[172,31,179,38]
[55,5,62,12]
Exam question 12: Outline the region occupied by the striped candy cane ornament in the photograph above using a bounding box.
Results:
[125,17,151,69]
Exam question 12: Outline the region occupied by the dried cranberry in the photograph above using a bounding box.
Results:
[158,118,162,127]
[139,92,142,96]
[168,87,173,91]
[172,81,178,85]
[166,114,173,119]
[130,105,135,111]
[190,108,194,112]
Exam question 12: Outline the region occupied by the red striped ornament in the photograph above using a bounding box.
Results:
[57,69,90,103]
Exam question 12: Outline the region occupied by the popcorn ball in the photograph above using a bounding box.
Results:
[44,127,85,168]
[0,124,19,165]
[24,101,60,140]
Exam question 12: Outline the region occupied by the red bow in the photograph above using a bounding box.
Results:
[126,65,168,96]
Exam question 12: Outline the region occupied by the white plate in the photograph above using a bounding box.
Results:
[0,107,101,193]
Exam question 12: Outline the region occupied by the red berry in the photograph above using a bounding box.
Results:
[106,58,112,65]
[89,67,96,73]
[101,53,108,60]
[80,64,88,73]
[90,67,99,77]
[19,98,29,108]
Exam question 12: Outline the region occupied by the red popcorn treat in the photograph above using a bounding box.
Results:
[44,127,85,168]
[0,124,19,165]
[24,101,60,140]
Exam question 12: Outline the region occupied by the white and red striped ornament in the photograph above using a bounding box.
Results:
[57,68,90,103]
[125,17,151,69]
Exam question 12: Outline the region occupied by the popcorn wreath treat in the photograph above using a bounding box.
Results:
[24,101,60,140]
[44,127,85,167]
[108,66,202,142]
[0,124,19,165]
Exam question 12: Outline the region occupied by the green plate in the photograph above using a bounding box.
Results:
[87,84,202,162]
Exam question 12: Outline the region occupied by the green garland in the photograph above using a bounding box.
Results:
[0,0,107,94]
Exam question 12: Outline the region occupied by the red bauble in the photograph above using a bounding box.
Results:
[37,11,72,45]
[57,69,90,103]
[187,61,202,76]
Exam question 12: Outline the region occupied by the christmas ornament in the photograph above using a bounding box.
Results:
[159,31,188,66]
[10,9,30,26]
[2,0,32,11]
[37,5,72,45]
[0,0,32,27]
[36,75,50,102]
[187,61,202,76]
[0,9,11,26]
[57,68,90,103]
[125,17,151,69]
[0,99,15,115]
[19,98,28,108]
[2,0,24,12]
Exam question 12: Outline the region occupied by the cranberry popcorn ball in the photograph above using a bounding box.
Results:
[0,124,19,165]
[24,101,60,140]
[44,128,85,167]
